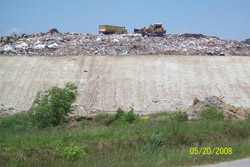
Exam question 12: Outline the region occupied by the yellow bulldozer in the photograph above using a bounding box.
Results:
[141,23,166,37]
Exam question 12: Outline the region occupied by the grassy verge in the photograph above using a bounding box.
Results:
[1,111,250,167]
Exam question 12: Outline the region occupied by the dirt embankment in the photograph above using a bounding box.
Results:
[1,55,250,116]
[186,96,250,121]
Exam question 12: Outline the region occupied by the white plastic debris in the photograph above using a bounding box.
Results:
[113,39,120,43]
[35,44,45,49]
[35,41,40,45]
[15,42,28,49]
[96,38,102,42]
[48,43,58,49]
[4,45,13,51]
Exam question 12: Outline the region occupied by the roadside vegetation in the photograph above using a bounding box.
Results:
[1,84,250,167]
[28,82,77,128]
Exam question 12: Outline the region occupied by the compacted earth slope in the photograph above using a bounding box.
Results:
[1,55,250,116]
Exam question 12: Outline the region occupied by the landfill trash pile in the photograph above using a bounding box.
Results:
[185,96,250,121]
[0,32,250,56]
[243,38,250,45]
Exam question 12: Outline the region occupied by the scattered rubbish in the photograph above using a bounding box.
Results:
[120,51,128,55]
[0,32,249,56]
[242,39,250,45]
[152,100,159,103]
[35,44,45,50]
[219,52,225,56]
[3,45,13,52]
[96,38,102,42]
[15,42,28,49]
[0,106,21,117]
[35,41,40,45]
[48,43,58,49]
[179,33,206,39]
[93,50,99,54]
[113,39,119,43]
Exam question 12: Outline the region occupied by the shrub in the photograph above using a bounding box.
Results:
[113,108,140,125]
[28,83,77,128]
[115,107,126,119]
[93,108,141,126]
[200,107,224,121]
[54,143,85,161]
[113,114,128,125]
[126,109,140,124]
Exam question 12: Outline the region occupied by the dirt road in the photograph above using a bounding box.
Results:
[1,55,250,116]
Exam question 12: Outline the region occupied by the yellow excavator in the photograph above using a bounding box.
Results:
[141,23,166,36]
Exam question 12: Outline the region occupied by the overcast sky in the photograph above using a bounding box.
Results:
[0,0,250,41]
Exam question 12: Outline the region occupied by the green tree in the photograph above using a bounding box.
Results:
[28,83,77,128]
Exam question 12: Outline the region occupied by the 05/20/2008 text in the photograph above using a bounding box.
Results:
[190,147,232,155]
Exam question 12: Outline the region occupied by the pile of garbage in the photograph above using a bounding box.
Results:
[186,96,250,121]
[243,38,250,45]
[0,31,250,56]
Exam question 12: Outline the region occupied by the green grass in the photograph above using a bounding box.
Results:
[0,113,32,132]
[200,107,224,121]
[1,112,250,167]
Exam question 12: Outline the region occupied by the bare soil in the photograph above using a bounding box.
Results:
[1,55,250,116]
